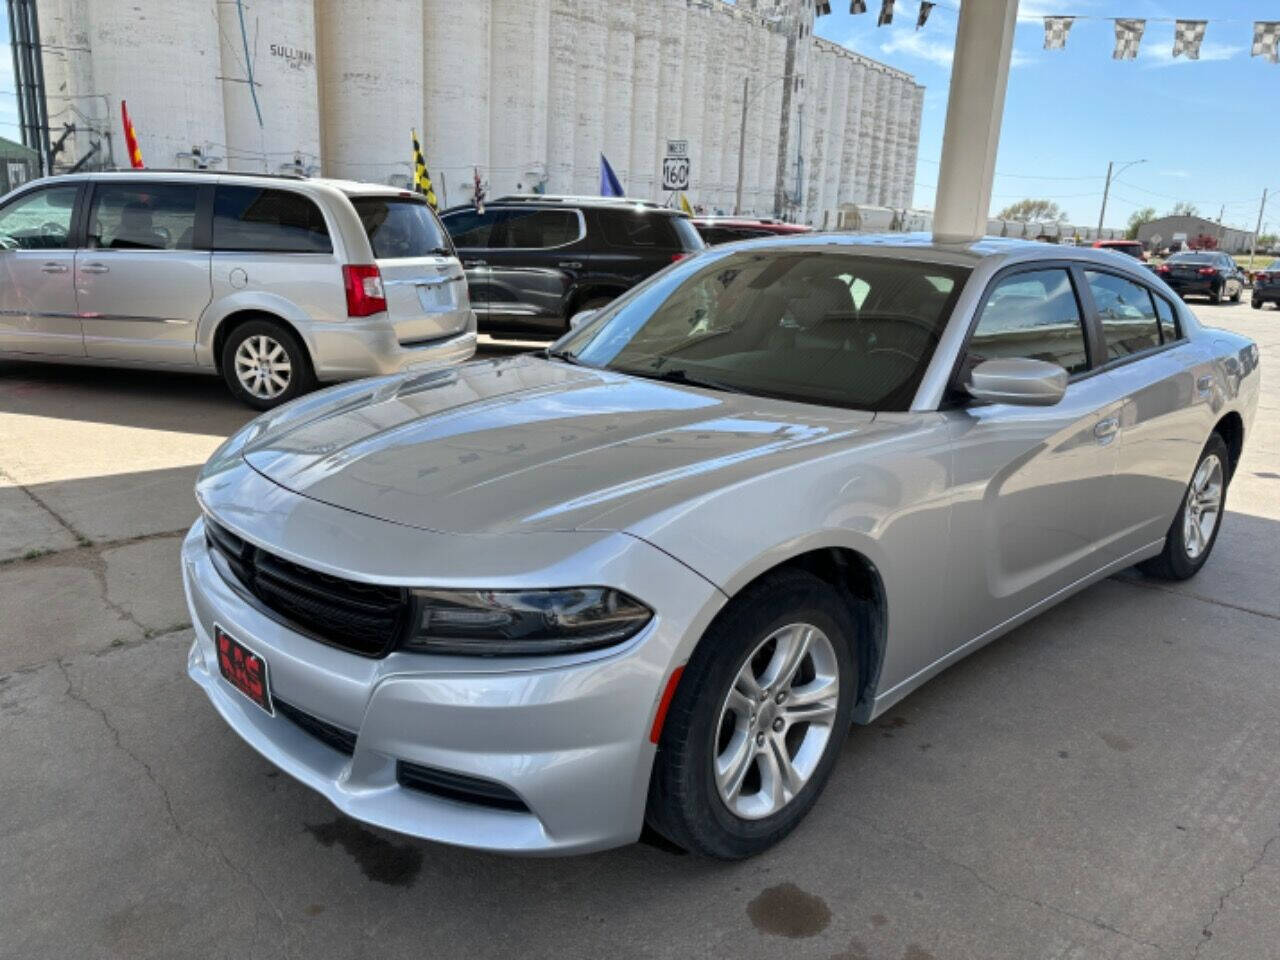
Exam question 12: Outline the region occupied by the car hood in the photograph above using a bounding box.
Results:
[240,355,876,535]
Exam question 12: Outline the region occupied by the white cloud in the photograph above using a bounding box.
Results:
[1141,42,1244,68]
[1016,0,1101,24]
[879,31,1034,70]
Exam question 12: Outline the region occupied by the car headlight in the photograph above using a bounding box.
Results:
[402,587,653,656]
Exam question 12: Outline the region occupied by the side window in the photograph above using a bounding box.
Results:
[212,186,331,253]
[1083,270,1161,360]
[441,208,502,248]
[600,211,677,249]
[968,268,1089,375]
[88,183,198,251]
[1153,294,1180,343]
[493,209,581,249]
[0,185,78,250]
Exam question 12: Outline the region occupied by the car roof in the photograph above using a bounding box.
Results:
[11,170,412,197]
[444,195,685,216]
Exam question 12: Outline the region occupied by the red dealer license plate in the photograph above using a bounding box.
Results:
[215,625,273,715]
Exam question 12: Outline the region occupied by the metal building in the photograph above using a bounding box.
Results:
[28,0,922,225]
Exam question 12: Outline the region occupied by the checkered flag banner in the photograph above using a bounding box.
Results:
[877,0,893,28]
[1112,19,1145,60]
[1043,16,1074,50]
[850,0,866,14]
[916,2,934,30]
[1252,21,1280,63]
[815,1,831,15]
[1172,20,1207,60]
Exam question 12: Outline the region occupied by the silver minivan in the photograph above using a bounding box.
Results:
[0,171,476,407]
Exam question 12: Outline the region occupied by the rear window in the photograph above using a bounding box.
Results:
[1168,253,1215,265]
[213,186,331,253]
[352,196,451,259]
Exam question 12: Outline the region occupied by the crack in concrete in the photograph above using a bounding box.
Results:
[54,657,296,958]
[850,813,1168,957]
[1191,827,1280,959]
[0,466,91,547]
[0,527,187,569]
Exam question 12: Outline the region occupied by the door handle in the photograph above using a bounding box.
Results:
[1094,417,1119,443]
[80,262,110,274]
[558,261,583,269]
[1196,375,1214,394]
[41,261,68,273]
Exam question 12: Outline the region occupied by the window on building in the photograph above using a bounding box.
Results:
[212,186,331,253]
[88,183,198,251]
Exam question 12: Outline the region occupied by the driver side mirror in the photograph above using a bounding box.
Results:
[568,309,597,330]
[966,358,1067,407]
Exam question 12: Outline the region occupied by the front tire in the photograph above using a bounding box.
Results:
[1230,281,1242,303]
[646,569,858,859]
[220,319,314,410]
[1138,433,1229,581]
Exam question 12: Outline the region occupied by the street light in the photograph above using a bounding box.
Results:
[734,74,793,216]
[1096,157,1146,234]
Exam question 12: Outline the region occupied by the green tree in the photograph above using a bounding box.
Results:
[1168,201,1199,217]
[996,198,1067,222]
[1126,206,1157,240]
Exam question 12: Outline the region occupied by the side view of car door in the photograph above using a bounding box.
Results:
[0,182,84,356]
[75,179,212,366]
[440,207,503,324]
[481,207,589,335]
[943,264,1127,650]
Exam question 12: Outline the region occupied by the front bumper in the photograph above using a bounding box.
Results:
[306,312,478,381]
[182,504,723,854]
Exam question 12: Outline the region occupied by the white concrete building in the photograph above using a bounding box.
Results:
[34,0,922,225]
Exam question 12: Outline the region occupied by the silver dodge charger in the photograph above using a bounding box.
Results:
[184,235,1259,858]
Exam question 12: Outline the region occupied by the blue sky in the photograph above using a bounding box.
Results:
[819,0,1278,231]
[4,4,1276,233]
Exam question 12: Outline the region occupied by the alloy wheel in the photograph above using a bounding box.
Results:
[234,334,293,400]
[713,623,840,820]
[1183,453,1223,560]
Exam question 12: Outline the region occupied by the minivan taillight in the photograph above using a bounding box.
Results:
[343,264,387,317]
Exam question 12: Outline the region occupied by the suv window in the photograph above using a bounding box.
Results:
[492,208,581,249]
[441,208,503,248]
[88,182,198,250]
[352,196,451,259]
[0,184,78,250]
[213,186,331,253]
[599,210,681,249]
[1084,270,1161,359]
[968,269,1089,375]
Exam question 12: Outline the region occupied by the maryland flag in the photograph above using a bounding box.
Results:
[410,129,437,209]
[121,100,144,169]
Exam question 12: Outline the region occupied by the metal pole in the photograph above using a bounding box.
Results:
[1250,188,1267,268]
[734,75,749,216]
[1096,160,1114,235]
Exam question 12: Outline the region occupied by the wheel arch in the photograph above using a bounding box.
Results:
[210,309,310,375]
[1213,410,1244,480]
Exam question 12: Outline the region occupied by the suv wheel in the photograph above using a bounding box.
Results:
[646,569,858,859]
[221,319,314,410]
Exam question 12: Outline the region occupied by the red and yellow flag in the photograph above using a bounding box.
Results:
[121,100,144,169]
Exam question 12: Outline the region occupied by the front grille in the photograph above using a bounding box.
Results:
[274,698,358,756]
[396,761,529,812]
[205,518,408,658]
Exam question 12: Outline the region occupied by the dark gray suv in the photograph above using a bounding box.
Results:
[440,196,704,337]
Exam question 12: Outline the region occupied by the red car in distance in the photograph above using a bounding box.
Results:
[693,217,814,245]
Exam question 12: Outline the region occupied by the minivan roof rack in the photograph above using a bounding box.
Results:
[102,168,308,180]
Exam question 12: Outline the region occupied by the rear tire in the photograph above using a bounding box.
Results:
[220,319,314,410]
[1209,283,1222,305]
[1137,433,1229,581]
[645,569,858,859]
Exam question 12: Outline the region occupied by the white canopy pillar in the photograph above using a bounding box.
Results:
[932,0,1019,242]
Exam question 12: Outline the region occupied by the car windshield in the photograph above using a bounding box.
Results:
[352,196,452,259]
[552,250,970,412]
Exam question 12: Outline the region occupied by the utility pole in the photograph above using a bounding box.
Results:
[1250,188,1268,267]
[734,75,750,216]
[1096,158,1146,235]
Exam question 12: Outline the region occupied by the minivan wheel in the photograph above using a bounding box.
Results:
[1138,433,1229,581]
[646,569,858,859]
[221,320,314,410]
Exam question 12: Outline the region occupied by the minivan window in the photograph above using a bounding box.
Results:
[493,209,581,249]
[213,186,331,253]
[969,269,1089,375]
[441,208,502,247]
[0,185,78,250]
[1084,270,1161,359]
[88,183,198,250]
[352,196,451,259]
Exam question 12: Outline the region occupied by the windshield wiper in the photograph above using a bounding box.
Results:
[637,367,748,395]
[544,347,585,366]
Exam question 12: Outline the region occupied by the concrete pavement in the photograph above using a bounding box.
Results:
[1,311,1277,960]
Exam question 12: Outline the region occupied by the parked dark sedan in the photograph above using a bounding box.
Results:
[440,196,704,336]
[1251,260,1280,310]
[1155,251,1245,304]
